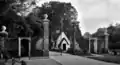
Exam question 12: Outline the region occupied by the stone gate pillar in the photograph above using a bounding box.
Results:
[43,14,49,57]
[104,28,109,53]
[0,26,8,59]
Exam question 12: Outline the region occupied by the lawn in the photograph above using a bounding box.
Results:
[87,54,120,64]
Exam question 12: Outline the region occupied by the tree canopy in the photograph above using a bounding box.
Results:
[28,1,81,40]
[107,24,120,43]
[83,32,91,39]
[92,23,120,49]
[0,0,82,46]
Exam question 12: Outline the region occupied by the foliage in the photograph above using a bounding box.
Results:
[39,1,78,32]
[83,32,91,39]
[0,1,82,51]
[30,1,81,41]
[92,23,120,49]
[107,24,120,43]
[0,0,34,37]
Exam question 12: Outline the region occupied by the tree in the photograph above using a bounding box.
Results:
[92,23,120,49]
[0,1,82,50]
[43,1,78,38]
[83,32,91,39]
[0,0,36,37]
[29,1,81,40]
[108,24,120,43]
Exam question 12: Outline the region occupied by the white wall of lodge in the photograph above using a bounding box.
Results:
[60,40,70,50]
[55,32,71,51]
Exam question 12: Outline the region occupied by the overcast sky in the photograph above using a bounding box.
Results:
[36,0,120,35]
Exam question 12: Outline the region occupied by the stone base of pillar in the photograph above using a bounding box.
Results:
[43,50,49,57]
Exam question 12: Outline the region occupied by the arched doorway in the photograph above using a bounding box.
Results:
[18,37,31,58]
[63,44,66,51]
[21,39,29,57]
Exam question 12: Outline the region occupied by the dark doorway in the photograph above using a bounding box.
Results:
[63,44,66,50]
[21,39,29,57]
[91,40,95,53]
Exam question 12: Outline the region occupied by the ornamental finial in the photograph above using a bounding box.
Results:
[44,14,48,19]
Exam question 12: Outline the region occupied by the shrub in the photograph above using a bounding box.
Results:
[67,47,83,55]
[66,48,74,54]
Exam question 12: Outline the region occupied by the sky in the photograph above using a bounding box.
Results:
[35,0,120,35]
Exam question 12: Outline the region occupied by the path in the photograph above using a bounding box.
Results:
[50,51,119,65]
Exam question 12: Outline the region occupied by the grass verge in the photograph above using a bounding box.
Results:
[87,55,120,64]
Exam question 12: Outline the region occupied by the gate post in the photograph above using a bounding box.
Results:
[89,37,91,53]
[18,37,21,59]
[43,14,49,57]
[104,28,109,53]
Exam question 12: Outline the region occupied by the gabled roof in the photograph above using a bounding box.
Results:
[58,38,69,48]
[56,32,71,47]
